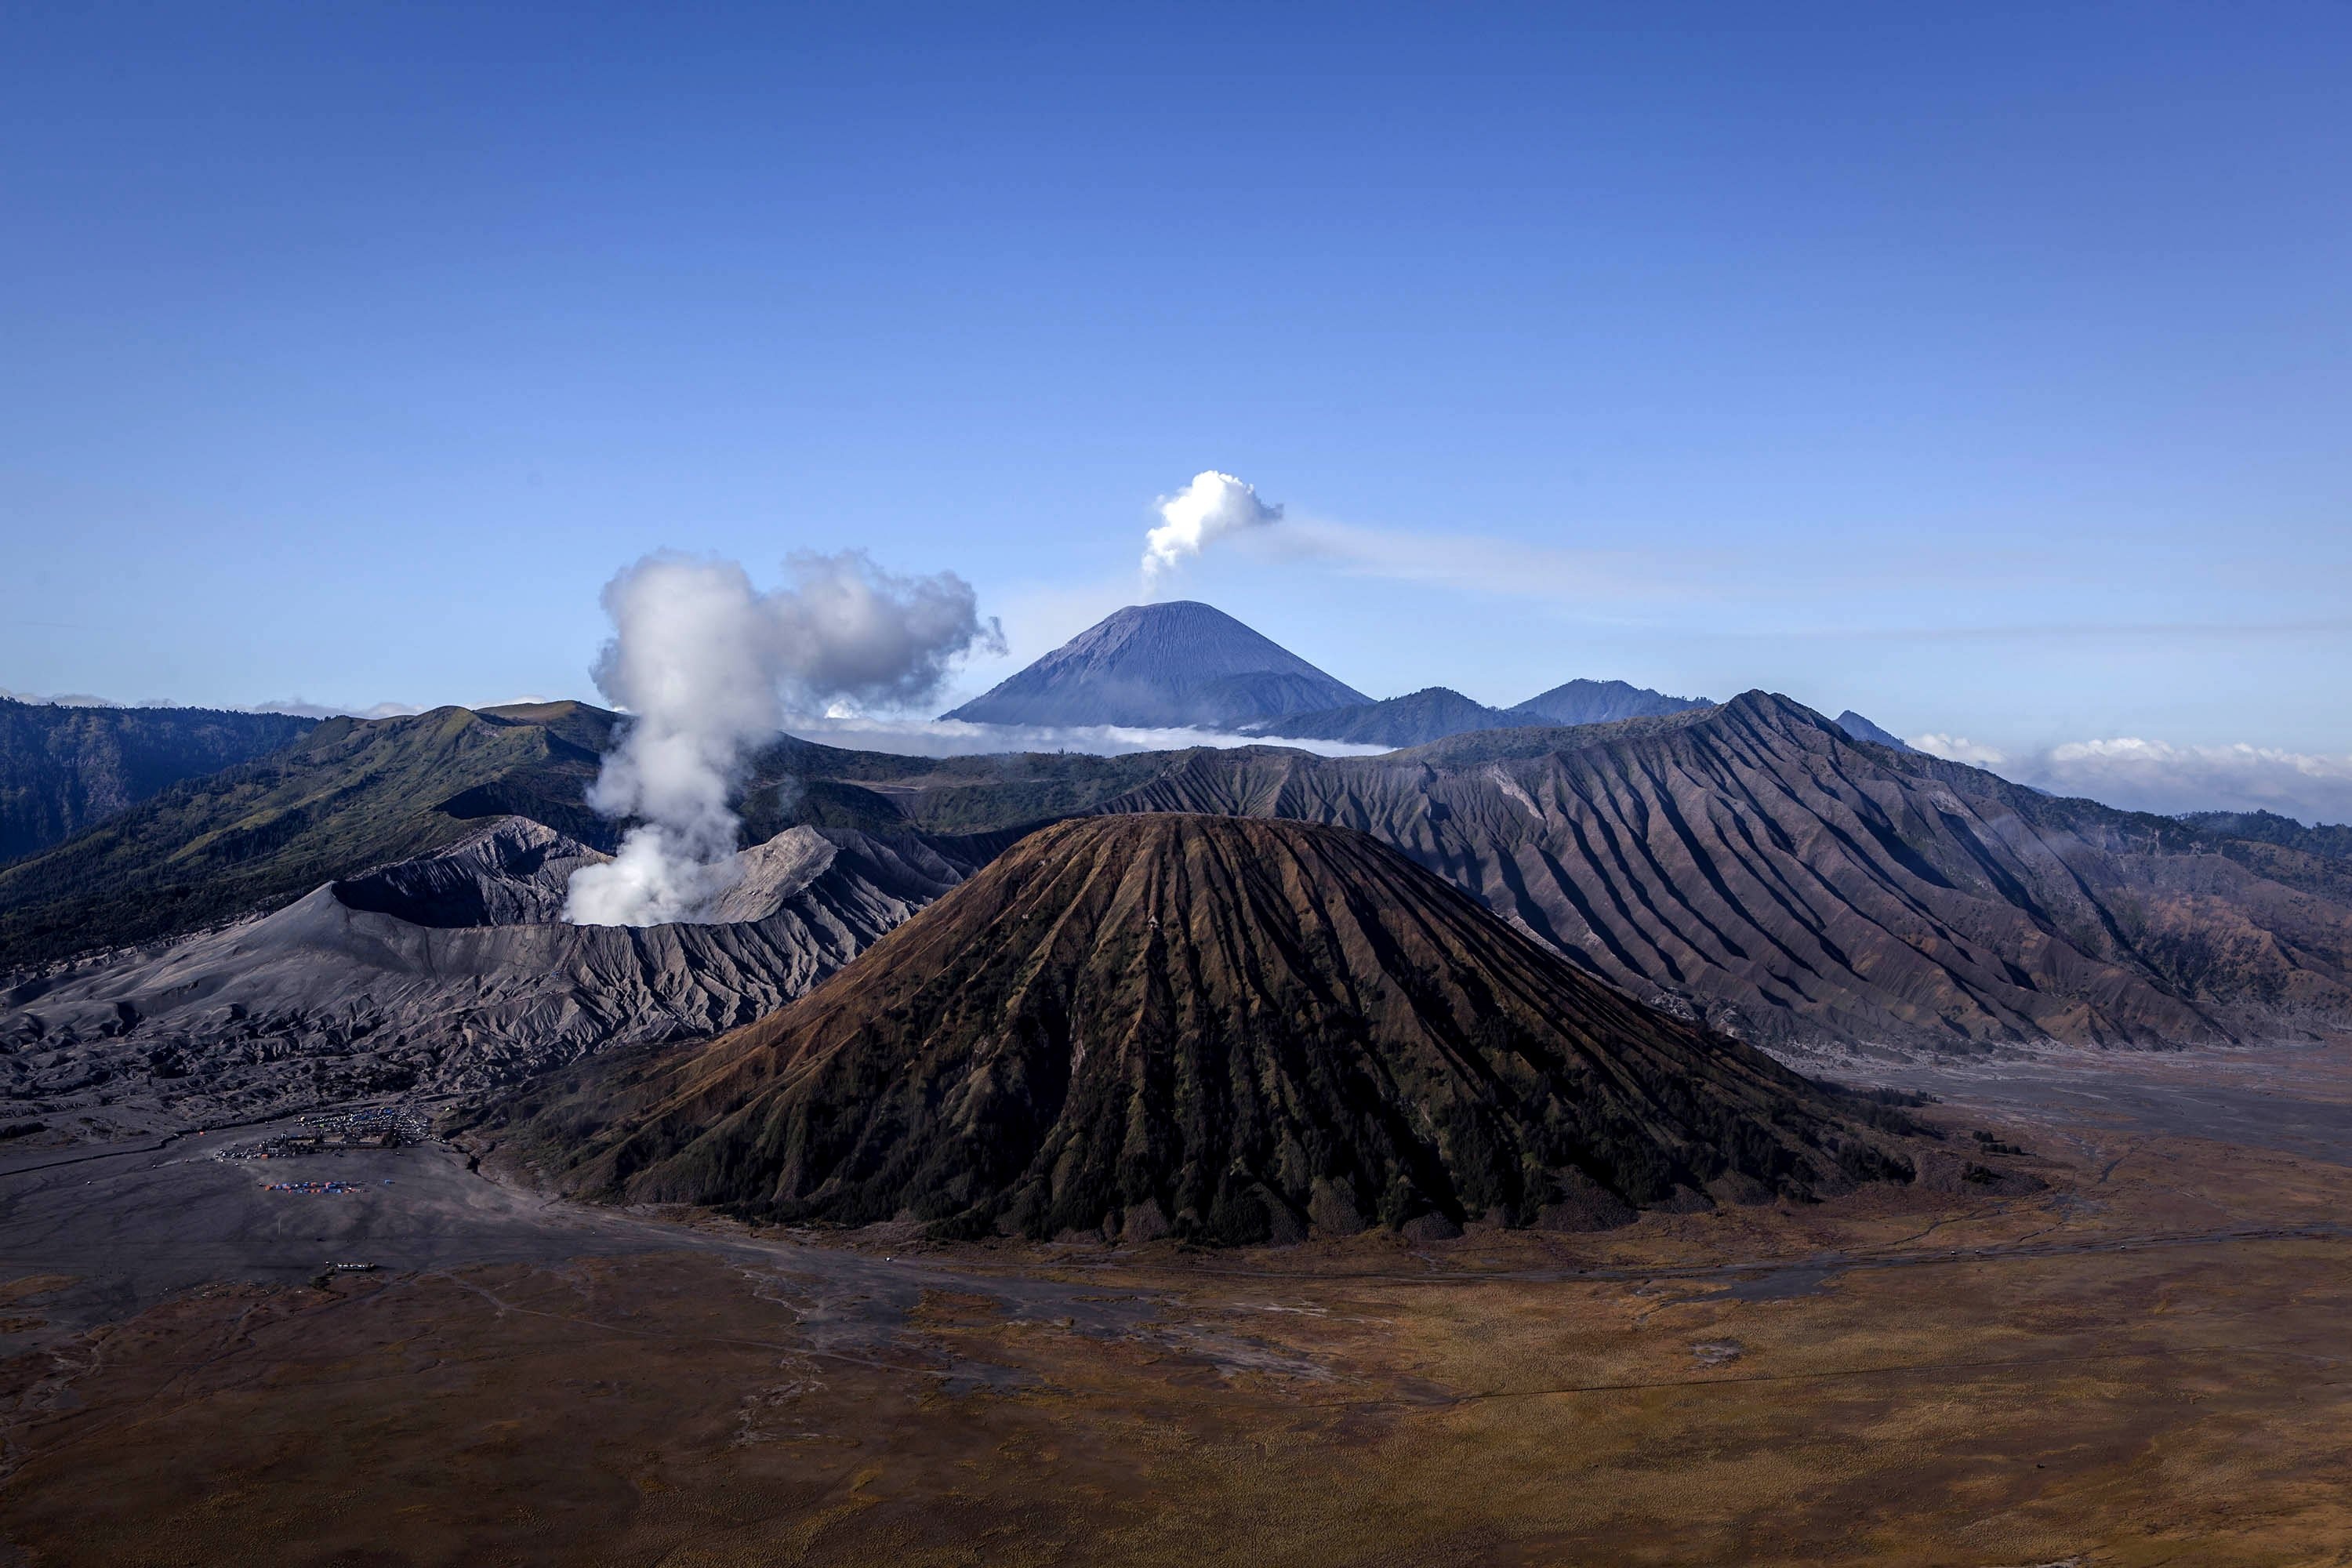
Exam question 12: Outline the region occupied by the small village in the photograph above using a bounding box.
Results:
[215,1103,430,1166]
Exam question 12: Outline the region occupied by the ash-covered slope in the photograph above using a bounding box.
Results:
[1087,695,2352,1051]
[0,818,982,1128]
[942,601,1366,730]
[497,814,1915,1245]
[0,699,318,864]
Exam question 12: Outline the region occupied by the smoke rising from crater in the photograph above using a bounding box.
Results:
[563,550,1004,927]
[1141,470,1282,590]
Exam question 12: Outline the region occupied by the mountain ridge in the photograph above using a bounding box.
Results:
[1835,710,1915,752]
[10,684,2348,1057]
[1254,678,1719,751]
[1252,686,1515,747]
[1508,678,1711,728]
[1081,691,2352,1051]
[0,702,620,971]
[0,699,318,865]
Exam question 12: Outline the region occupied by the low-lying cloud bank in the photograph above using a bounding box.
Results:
[788,714,1392,761]
[0,688,151,710]
[1912,733,2352,826]
[1,688,423,720]
[249,697,427,720]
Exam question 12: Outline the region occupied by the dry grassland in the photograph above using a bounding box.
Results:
[5,1083,2351,1566]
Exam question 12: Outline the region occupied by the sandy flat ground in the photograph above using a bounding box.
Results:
[4,1044,2352,1566]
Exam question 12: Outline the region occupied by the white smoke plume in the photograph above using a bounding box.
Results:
[563,550,1004,927]
[1141,470,1282,589]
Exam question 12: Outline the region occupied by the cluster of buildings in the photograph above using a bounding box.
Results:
[216,1103,429,1163]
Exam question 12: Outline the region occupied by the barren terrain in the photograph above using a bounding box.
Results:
[5,1040,2352,1564]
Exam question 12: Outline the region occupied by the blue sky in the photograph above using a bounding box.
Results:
[3,4,2347,812]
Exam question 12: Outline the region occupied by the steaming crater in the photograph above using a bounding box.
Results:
[565,550,1004,927]
[339,817,920,931]
[0,815,982,1128]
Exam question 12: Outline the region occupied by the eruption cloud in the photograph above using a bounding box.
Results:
[1142,470,1281,590]
[563,550,1004,927]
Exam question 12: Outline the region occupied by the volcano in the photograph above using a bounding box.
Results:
[0,816,988,1125]
[941,601,1366,731]
[503,813,1914,1245]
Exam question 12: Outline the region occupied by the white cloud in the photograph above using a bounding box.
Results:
[2,688,422,718]
[1132,473,2164,622]
[1130,470,1719,615]
[2024,738,2352,824]
[249,698,425,720]
[1906,730,2352,825]
[788,713,1391,760]
[1142,471,1283,588]
[1266,517,1688,605]
[1910,733,2009,766]
[1,688,122,708]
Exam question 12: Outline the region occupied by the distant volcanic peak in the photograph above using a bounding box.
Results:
[1257,687,1515,748]
[1508,678,1711,727]
[537,811,1909,1246]
[1835,710,1916,753]
[942,602,1367,730]
[1058,601,1310,666]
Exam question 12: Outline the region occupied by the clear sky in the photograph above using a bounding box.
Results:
[4,5,2347,811]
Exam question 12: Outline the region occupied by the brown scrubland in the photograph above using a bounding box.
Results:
[5,1042,2351,1566]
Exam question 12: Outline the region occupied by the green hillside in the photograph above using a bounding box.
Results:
[0,702,616,970]
[2180,809,2352,861]
[0,699,318,863]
